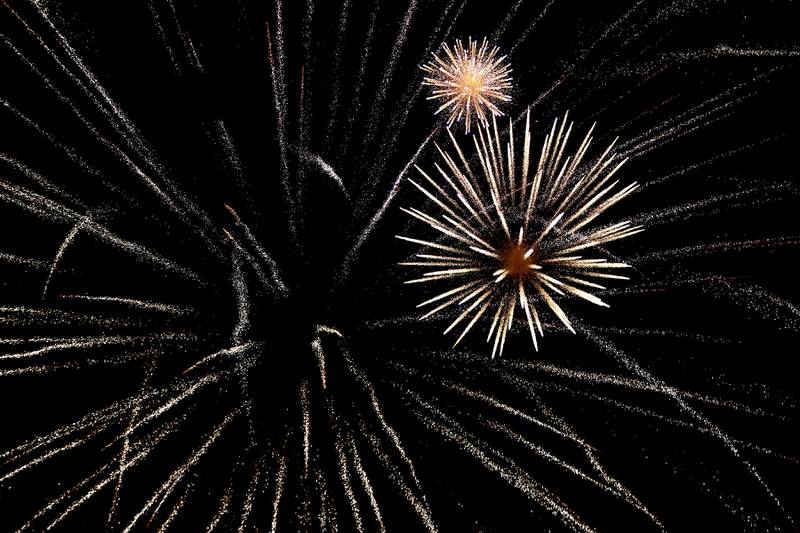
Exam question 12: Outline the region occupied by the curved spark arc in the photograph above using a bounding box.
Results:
[400,111,641,356]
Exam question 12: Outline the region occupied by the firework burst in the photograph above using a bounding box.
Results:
[399,112,643,357]
[1,0,798,530]
[421,37,512,133]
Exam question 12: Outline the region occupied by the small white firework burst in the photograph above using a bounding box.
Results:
[398,111,643,358]
[421,37,512,133]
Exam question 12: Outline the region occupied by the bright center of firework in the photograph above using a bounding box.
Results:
[463,71,483,95]
[501,243,536,278]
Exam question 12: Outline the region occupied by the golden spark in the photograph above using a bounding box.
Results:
[398,112,642,357]
[421,37,512,133]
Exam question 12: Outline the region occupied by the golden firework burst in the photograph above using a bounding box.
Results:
[421,37,512,133]
[398,112,642,357]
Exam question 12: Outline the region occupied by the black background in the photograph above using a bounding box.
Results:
[1,0,799,531]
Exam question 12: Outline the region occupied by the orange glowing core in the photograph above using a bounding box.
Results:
[502,244,536,278]
[462,71,484,96]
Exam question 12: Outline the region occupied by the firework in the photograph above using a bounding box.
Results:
[399,112,642,357]
[421,37,512,132]
[1,0,797,530]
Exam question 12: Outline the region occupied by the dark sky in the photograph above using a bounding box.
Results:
[1,0,799,531]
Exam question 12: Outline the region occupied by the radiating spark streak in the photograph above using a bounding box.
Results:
[502,359,765,415]
[301,380,311,474]
[535,283,575,333]
[207,121,255,218]
[443,288,493,335]
[338,0,381,163]
[396,235,465,255]
[15,1,156,150]
[3,375,213,474]
[122,409,241,533]
[182,343,255,375]
[401,114,637,353]
[265,14,297,241]
[311,336,328,390]
[270,451,287,533]
[58,294,192,315]
[340,349,430,511]
[417,281,480,320]
[303,153,350,199]
[28,420,181,531]
[231,249,250,343]
[477,412,663,527]
[393,368,581,446]
[0,182,202,282]
[238,460,263,532]
[358,0,418,166]
[349,439,387,532]
[0,98,135,202]
[156,481,192,532]
[555,384,797,463]
[643,135,783,189]
[107,357,158,530]
[0,252,48,271]
[1,28,223,254]
[223,203,287,293]
[485,368,661,524]
[584,330,795,527]
[624,107,735,160]
[148,0,181,73]
[41,220,84,301]
[491,0,524,42]
[206,482,234,532]
[128,374,220,436]
[631,237,800,264]
[628,183,793,231]
[453,294,495,347]
[0,425,107,484]
[223,231,281,300]
[0,153,83,207]
[359,426,437,532]
[509,0,558,52]
[589,325,731,345]
[341,130,436,278]
[297,0,314,213]
[317,324,344,338]
[0,333,195,363]
[619,68,778,154]
[362,0,464,206]
[310,448,338,532]
[146,466,189,529]
[1,4,141,152]
[520,282,539,350]
[0,402,122,470]
[0,306,128,329]
[323,0,351,151]
[333,433,364,533]
[407,394,595,532]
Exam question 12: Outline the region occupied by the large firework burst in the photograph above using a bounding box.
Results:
[399,112,642,357]
[421,37,512,132]
[1,0,798,531]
